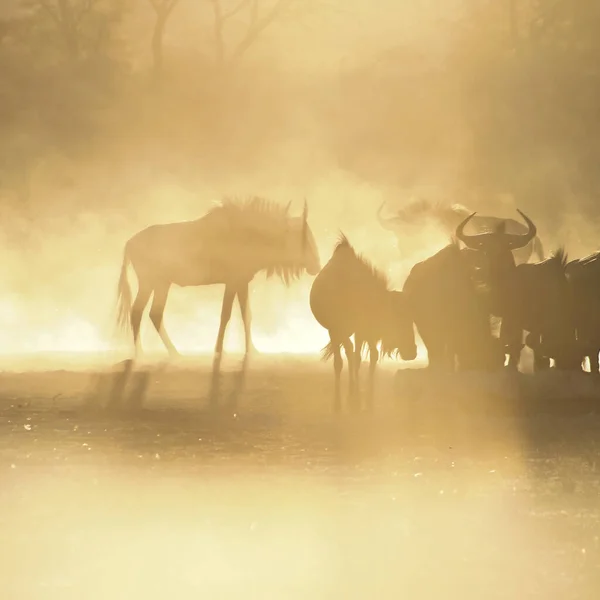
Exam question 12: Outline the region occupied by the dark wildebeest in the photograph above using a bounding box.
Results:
[116,197,321,375]
[310,234,417,413]
[565,251,600,373]
[378,199,545,265]
[402,241,504,372]
[455,211,579,372]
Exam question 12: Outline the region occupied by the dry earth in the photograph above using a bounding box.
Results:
[0,355,600,599]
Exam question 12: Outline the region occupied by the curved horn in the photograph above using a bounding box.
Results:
[376,201,401,230]
[302,199,308,254]
[455,212,482,249]
[507,209,537,250]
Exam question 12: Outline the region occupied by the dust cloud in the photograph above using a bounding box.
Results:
[0,0,477,367]
[2,3,600,598]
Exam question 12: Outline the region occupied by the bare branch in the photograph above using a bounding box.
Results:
[165,0,180,17]
[222,0,250,21]
[250,0,258,25]
[147,0,180,16]
[75,0,100,27]
[230,0,292,63]
[210,0,226,63]
[38,0,62,26]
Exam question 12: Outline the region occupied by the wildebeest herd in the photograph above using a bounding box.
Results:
[115,196,600,412]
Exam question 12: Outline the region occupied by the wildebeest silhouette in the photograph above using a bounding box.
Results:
[565,251,600,373]
[310,233,416,413]
[116,197,321,377]
[456,210,578,372]
[403,241,504,372]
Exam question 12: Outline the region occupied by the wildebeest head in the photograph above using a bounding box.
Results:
[456,209,537,272]
[288,200,321,276]
[381,291,417,361]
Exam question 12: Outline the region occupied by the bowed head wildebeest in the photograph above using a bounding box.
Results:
[310,234,417,413]
[402,241,504,372]
[116,197,321,397]
[565,251,600,373]
[378,199,546,265]
[455,211,579,371]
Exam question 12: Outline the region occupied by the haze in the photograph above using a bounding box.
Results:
[0,0,595,363]
[2,2,600,599]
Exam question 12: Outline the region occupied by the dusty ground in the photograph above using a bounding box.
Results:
[1,355,600,599]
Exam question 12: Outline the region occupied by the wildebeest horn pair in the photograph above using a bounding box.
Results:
[456,209,537,250]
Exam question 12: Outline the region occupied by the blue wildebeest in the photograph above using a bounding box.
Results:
[378,199,545,265]
[116,197,321,371]
[402,241,504,372]
[455,211,579,372]
[310,234,417,413]
[565,251,600,373]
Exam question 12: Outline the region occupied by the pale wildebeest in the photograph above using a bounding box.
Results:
[116,197,321,374]
[378,199,546,265]
[565,251,600,373]
[403,241,504,372]
[456,211,579,372]
[310,234,417,413]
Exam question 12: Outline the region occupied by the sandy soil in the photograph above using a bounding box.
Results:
[0,355,599,599]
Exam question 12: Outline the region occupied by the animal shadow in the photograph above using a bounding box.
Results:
[208,352,250,410]
[84,360,152,411]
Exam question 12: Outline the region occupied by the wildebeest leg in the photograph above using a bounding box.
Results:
[354,335,364,406]
[342,338,357,411]
[500,318,522,371]
[236,282,258,355]
[149,283,179,358]
[215,286,236,356]
[330,334,343,413]
[228,283,253,407]
[589,350,599,374]
[131,281,152,357]
[527,332,550,372]
[367,340,379,411]
[210,285,236,405]
[533,351,550,372]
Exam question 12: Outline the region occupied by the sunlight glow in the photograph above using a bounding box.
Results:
[0,175,451,367]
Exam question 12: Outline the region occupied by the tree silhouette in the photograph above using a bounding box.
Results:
[208,0,292,67]
[147,0,180,78]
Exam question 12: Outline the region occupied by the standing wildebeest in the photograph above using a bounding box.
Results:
[377,199,545,265]
[565,251,600,373]
[402,241,504,372]
[116,197,321,363]
[310,234,417,413]
[455,211,578,371]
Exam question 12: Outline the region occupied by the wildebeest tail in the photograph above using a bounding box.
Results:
[533,236,545,261]
[321,340,338,361]
[116,246,133,333]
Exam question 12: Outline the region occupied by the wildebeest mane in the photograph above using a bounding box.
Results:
[208,195,307,286]
[211,195,291,221]
[567,249,600,272]
[398,198,472,220]
[542,246,568,271]
[333,232,389,291]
